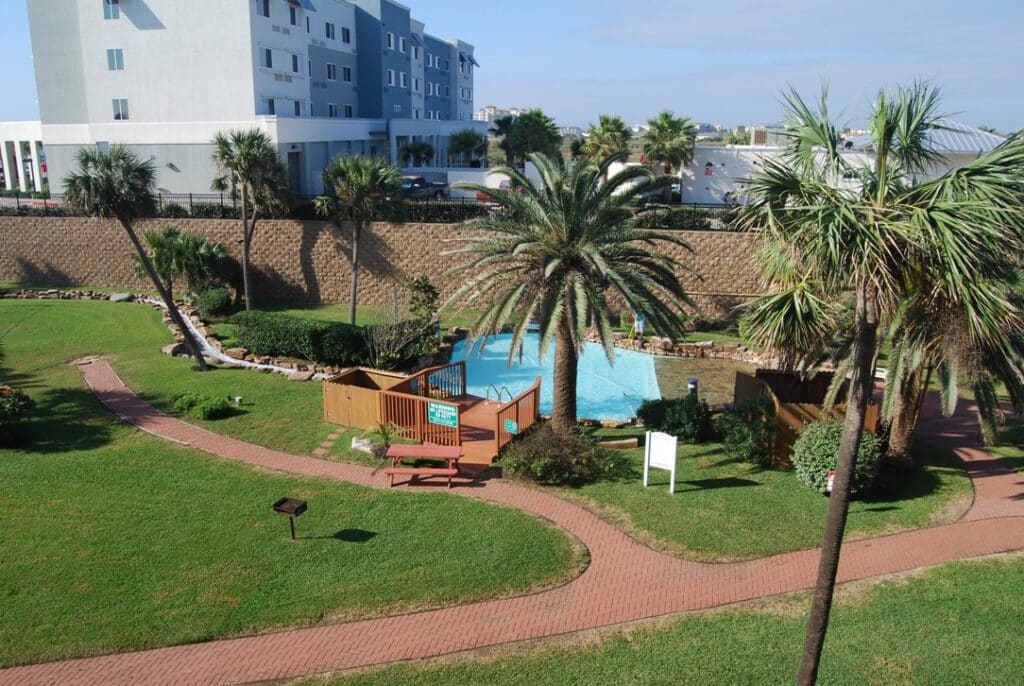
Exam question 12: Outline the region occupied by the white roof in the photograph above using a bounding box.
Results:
[848,119,1006,155]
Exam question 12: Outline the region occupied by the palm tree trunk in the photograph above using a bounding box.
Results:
[349,220,362,326]
[551,323,579,434]
[796,283,878,686]
[240,184,253,311]
[662,162,673,204]
[884,365,925,469]
[121,219,208,371]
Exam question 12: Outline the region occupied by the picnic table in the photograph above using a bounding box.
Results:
[384,444,463,488]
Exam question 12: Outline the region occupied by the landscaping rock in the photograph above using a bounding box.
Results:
[597,437,640,450]
[109,293,134,303]
[288,371,315,382]
[351,437,374,454]
[162,343,185,357]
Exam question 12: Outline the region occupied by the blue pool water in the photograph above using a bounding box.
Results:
[451,334,661,420]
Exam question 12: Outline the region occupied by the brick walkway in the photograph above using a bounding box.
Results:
[2,359,1022,686]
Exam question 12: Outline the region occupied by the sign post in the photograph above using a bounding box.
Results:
[644,431,678,494]
[427,401,458,428]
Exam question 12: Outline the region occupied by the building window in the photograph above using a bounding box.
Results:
[257,0,269,19]
[445,85,450,97]
[444,59,450,71]
[262,48,273,69]
[413,77,420,92]
[399,72,407,88]
[387,69,395,86]
[292,54,300,73]
[399,37,406,53]
[344,104,353,118]
[426,53,432,68]
[289,6,298,25]
[103,0,120,20]
[386,32,394,50]
[341,26,351,43]
[426,82,433,96]
[414,108,421,119]
[325,22,335,40]
[294,100,301,116]
[106,48,124,71]
[112,98,129,121]
[327,63,337,81]
[328,103,339,118]
[308,59,311,76]
[306,16,310,33]
[393,104,402,113]
[342,65,352,82]
[267,98,275,115]
[412,46,420,60]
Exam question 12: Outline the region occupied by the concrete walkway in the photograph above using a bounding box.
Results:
[2,359,1022,686]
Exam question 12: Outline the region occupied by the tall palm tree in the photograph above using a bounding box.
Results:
[63,146,208,370]
[643,111,697,202]
[211,129,289,311]
[740,83,1024,685]
[499,109,562,168]
[449,152,693,433]
[399,140,434,167]
[315,155,402,325]
[490,115,518,167]
[581,114,632,161]
[448,129,488,167]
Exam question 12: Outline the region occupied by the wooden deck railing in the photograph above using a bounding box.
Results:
[392,361,467,401]
[379,391,462,447]
[494,376,542,454]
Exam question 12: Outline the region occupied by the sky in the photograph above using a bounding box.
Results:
[2,0,1022,131]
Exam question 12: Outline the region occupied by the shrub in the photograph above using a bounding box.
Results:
[384,200,491,224]
[169,392,233,420]
[0,385,35,437]
[196,287,234,320]
[159,203,190,218]
[636,395,717,444]
[791,420,883,495]
[499,423,624,486]
[229,310,368,366]
[716,396,776,465]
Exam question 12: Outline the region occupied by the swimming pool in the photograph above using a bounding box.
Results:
[451,333,661,421]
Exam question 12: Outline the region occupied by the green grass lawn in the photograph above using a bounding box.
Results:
[0,300,579,667]
[562,430,972,560]
[312,555,1024,686]
[989,418,1024,473]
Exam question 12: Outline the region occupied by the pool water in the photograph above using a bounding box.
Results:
[452,334,661,421]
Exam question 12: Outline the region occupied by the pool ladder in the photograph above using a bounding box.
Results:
[486,384,514,404]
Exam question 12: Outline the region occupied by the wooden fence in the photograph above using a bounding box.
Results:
[493,377,542,454]
[379,391,462,447]
[390,361,467,400]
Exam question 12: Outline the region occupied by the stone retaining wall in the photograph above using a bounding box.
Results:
[0,217,764,318]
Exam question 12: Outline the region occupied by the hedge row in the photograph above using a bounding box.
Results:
[229,311,368,367]
[634,207,741,231]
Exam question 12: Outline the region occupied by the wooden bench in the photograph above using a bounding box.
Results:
[385,444,463,488]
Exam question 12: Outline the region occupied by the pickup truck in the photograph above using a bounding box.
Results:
[400,176,449,200]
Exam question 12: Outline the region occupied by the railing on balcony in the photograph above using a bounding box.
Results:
[391,361,467,401]
[494,376,542,454]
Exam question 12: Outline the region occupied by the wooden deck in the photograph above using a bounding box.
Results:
[454,395,503,466]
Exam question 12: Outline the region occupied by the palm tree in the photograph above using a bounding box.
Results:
[490,115,518,167]
[582,114,632,161]
[499,109,562,168]
[740,83,1024,685]
[133,228,229,302]
[399,140,434,167]
[315,155,402,325]
[643,111,697,202]
[448,129,488,167]
[449,152,693,433]
[63,146,208,370]
[135,226,184,302]
[211,129,289,311]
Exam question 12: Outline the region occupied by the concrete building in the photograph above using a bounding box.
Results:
[473,105,528,126]
[13,0,486,197]
[0,121,46,192]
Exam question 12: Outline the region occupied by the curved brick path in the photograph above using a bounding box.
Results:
[2,359,1023,686]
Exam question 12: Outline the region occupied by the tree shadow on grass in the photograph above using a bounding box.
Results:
[4,387,115,453]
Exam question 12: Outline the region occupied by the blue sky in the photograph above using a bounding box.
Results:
[2,0,1022,131]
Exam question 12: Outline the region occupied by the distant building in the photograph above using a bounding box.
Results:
[474,105,528,126]
[558,126,583,137]
[1,0,486,196]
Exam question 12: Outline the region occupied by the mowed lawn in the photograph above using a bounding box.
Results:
[313,555,1024,686]
[565,430,973,560]
[0,300,579,667]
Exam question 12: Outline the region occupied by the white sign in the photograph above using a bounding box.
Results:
[644,431,678,494]
[826,470,836,494]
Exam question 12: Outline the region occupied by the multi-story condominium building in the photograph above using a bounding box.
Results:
[5,0,485,196]
[473,105,528,126]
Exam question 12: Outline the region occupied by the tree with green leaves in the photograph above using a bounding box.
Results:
[211,129,289,311]
[133,227,230,302]
[499,109,562,168]
[490,115,518,166]
[581,114,632,160]
[447,129,488,167]
[739,83,1024,685]
[63,146,208,370]
[315,156,402,325]
[643,111,697,202]
[450,152,692,433]
[724,129,751,145]
[399,140,435,167]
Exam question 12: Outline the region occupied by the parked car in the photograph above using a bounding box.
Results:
[401,176,449,200]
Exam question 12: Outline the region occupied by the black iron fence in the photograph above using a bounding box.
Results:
[0,189,744,231]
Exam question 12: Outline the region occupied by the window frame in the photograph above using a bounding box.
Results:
[103,0,120,20]
[111,98,129,121]
[387,69,395,86]
[386,32,394,50]
[327,63,337,81]
[399,72,408,88]
[262,48,273,69]
[257,0,269,19]
[341,26,351,43]
[326,22,336,40]
[344,104,354,118]
[399,36,406,53]
[106,48,124,71]
[342,65,352,83]
[289,6,298,25]
[292,53,300,73]
[294,100,302,117]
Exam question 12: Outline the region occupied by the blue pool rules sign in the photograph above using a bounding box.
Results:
[427,402,458,428]
[504,419,519,435]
